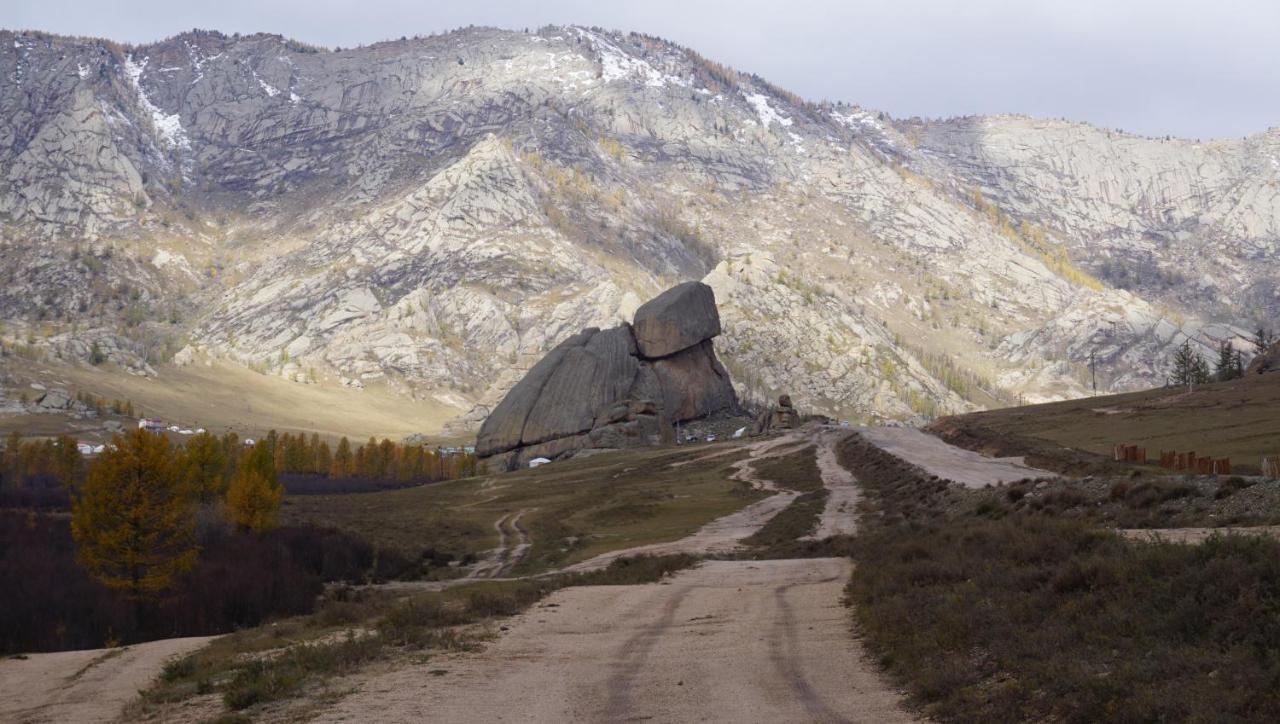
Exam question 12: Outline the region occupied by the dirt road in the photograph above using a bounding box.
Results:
[318,558,915,723]
[808,428,861,539]
[0,636,216,724]
[469,509,533,579]
[562,433,808,572]
[859,426,1055,488]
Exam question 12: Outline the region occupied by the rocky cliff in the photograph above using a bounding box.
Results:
[477,282,735,470]
[1,25,1276,426]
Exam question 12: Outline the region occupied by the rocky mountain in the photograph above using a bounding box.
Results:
[1,25,1276,427]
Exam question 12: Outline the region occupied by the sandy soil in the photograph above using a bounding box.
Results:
[318,558,916,723]
[1117,526,1280,544]
[859,426,1056,488]
[0,636,217,724]
[808,428,862,539]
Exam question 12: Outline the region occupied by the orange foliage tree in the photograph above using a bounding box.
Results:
[70,429,198,599]
[226,441,283,532]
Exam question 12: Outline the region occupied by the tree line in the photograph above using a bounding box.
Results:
[2,428,477,603]
[1,429,476,497]
[1170,327,1273,387]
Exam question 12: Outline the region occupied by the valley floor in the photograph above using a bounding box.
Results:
[22,412,1280,722]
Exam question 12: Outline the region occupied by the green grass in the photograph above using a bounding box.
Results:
[739,445,827,550]
[282,444,763,574]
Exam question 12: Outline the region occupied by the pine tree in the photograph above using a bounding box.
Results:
[226,441,283,532]
[71,429,198,599]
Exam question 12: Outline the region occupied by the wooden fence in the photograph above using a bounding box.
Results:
[1152,448,1231,475]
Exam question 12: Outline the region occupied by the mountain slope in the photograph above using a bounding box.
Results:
[1,25,1275,428]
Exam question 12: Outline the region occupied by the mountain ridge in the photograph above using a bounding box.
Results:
[1,24,1276,429]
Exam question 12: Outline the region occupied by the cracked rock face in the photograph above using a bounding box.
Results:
[1,25,1277,426]
[632,281,723,359]
[477,282,735,469]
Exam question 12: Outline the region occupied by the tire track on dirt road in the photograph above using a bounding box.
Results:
[318,559,918,723]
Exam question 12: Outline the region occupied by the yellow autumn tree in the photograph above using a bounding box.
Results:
[71,429,199,599]
[226,441,283,532]
[179,431,228,503]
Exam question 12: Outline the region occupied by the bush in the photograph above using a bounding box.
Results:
[223,633,382,709]
[849,515,1280,722]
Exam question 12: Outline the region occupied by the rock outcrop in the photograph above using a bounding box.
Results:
[477,282,735,470]
[1247,341,1280,375]
[750,394,800,436]
[3,26,1278,424]
[632,282,722,359]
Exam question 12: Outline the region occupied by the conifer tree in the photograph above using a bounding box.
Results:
[1215,341,1240,381]
[316,440,333,476]
[180,432,229,502]
[1254,327,1274,354]
[331,437,353,478]
[226,441,283,532]
[1172,340,1209,386]
[71,430,198,598]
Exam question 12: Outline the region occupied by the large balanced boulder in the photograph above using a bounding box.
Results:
[477,282,736,470]
[632,281,722,359]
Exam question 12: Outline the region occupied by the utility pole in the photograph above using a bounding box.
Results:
[1089,350,1097,396]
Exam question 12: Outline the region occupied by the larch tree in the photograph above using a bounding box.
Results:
[1215,341,1241,381]
[71,429,199,599]
[315,440,333,476]
[180,432,229,503]
[226,441,284,532]
[1172,340,1210,387]
[330,437,353,478]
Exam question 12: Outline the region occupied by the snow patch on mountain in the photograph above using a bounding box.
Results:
[123,56,190,151]
[746,93,792,130]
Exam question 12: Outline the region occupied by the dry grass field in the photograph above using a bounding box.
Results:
[283,443,765,573]
[941,372,1280,472]
[1,359,463,443]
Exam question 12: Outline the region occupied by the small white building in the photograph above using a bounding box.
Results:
[528,457,552,469]
[138,418,165,432]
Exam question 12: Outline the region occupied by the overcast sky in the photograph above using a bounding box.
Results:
[5,0,1277,139]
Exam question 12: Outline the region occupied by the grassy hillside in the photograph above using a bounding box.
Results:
[935,372,1280,472]
[0,358,464,443]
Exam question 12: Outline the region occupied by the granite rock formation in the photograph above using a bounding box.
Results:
[477,282,734,470]
[1247,341,1280,376]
